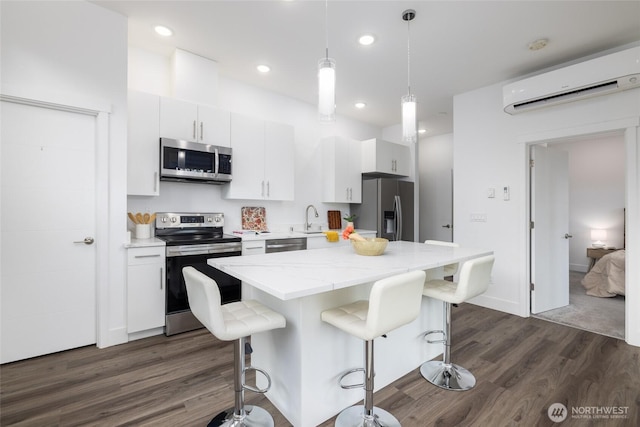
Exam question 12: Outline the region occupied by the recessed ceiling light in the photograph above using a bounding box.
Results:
[418,128,428,134]
[154,25,173,37]
[257,64,271,73]
[358,34,376,46]
[355,102,366,109]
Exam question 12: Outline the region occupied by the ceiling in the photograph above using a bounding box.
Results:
[93,1,640,136]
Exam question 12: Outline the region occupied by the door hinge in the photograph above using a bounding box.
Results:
[530,282,535,291]
[530,159,535,167]
[530,221,535,229]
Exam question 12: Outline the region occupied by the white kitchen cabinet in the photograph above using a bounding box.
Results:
[127,246,165,334]
[159,97,230,147]
[242,240,266,255]
[223,113,294,201]
[127,91,160,196]
[322,136,362,203]
[361,138,410,177]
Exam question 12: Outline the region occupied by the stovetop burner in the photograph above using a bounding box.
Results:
[154,212,240,246]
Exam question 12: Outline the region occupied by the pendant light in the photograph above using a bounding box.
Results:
[318,0,335,122]
[401,9,417,143]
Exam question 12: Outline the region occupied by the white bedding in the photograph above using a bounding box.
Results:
[581,249,625,297]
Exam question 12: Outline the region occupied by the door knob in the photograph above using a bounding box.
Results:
[74,237,95,245]
[442,224,452,229]
[564,233,573,239]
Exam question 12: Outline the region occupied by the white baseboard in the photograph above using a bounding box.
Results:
[570,263,588,273]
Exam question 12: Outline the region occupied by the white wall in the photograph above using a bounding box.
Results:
[453,45,640,346]
[127,48,382,232]
[1,1,129,347]
[555,135,626,272]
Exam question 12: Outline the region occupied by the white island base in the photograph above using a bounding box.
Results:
[246,272,444,427]
[210,242,493,426]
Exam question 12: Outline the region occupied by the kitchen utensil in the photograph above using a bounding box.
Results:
[143,213,150,224]
[135,213,144,224]
[128,212,138,224]
[327,210,342,230]
[149,213,156,224]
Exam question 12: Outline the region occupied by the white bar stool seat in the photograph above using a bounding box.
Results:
[321,270,426,427]
[420,255,495,391]
[183,267,286,427]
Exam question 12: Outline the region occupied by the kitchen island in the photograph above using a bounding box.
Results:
[209,241,493,426]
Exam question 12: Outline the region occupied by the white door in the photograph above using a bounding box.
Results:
[1,101,97,363]
[419,137,453,242]
[531,144,570,314]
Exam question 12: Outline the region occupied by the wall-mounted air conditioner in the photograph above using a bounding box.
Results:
[503,46,640,114]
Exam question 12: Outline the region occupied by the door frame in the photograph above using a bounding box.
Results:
[1,87,111,349]
[521,117,639,345]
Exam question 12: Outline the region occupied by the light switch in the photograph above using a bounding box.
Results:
[487,188,495,198]
[503,186,510,201]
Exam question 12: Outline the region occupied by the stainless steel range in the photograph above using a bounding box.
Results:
[155,212,242,336]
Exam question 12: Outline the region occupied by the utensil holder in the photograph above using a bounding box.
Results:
[135,224,151,239]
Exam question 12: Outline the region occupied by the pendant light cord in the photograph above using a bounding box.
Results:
[325,0,329,59]
[407,17,411,95]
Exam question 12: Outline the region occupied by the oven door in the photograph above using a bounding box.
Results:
[165,250,241,336]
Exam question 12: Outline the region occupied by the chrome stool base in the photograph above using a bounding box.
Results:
[207,405,274,427]
[335,405,401,427]
[419,360,476,391]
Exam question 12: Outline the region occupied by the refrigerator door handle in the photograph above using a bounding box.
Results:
[394,195,403,241]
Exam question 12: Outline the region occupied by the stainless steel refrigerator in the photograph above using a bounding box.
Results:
[351,178,414,241]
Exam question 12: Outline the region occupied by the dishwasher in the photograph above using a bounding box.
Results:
[265,237,307,253]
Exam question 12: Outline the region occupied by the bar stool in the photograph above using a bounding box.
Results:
[424,240,459,279]
[420,255,495,391]
[182,267,286,427]
[321,270,426,427]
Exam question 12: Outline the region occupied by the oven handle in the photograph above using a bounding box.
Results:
[166,244,242,257]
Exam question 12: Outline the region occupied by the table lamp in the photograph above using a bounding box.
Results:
[590,229,607,248]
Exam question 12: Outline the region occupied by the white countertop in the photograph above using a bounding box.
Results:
[209,241,493,300]
[125,237,166,248]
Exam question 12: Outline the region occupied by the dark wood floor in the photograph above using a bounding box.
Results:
[2,304,638,426]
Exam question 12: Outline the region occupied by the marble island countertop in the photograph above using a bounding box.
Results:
[209,241,493,300]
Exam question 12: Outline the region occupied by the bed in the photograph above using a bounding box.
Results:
[581,249,625,297]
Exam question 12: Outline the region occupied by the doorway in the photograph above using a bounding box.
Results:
[529,132,626,339]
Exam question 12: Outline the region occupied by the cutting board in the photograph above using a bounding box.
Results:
[241,207,268,231]
[327,210,342,230]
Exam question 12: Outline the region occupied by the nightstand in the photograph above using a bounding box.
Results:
[586,247,617,271]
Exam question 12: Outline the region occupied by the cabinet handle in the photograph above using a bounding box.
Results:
[153,172,158,193]
[200,122,204,140]
[134,254,161,258]
[245,245,263,250]
[346,188,349,200]
[160,266,163,290]
[261,180,265,197]
[193,120,197,140]
[266,181,270,197]
[349,188,353,200]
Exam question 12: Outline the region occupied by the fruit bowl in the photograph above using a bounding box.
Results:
[350,237,389,256]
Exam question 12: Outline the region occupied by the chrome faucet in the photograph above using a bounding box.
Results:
[305,204,319,231]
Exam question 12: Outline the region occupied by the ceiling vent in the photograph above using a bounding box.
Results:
[503,46,640,114]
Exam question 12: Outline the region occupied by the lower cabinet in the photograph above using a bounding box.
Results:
[242,240,266,255]
[127,246,166,334]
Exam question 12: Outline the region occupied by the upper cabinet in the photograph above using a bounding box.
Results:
[159,97,230,147]
[322,136,362,203]
[222,113,294,201]
[128,91,160,196]
[361,138,410,177]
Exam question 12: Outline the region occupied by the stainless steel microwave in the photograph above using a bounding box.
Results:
[160,137,232,184]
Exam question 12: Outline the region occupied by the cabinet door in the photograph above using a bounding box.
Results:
[346,138,362,202]
[127,247,165,333]
[223,113,265,200]
[128,91,160,196]
[264,121,294,200]
[392,143,411,176]
[197,105,231,147]
[159,97,198,141]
